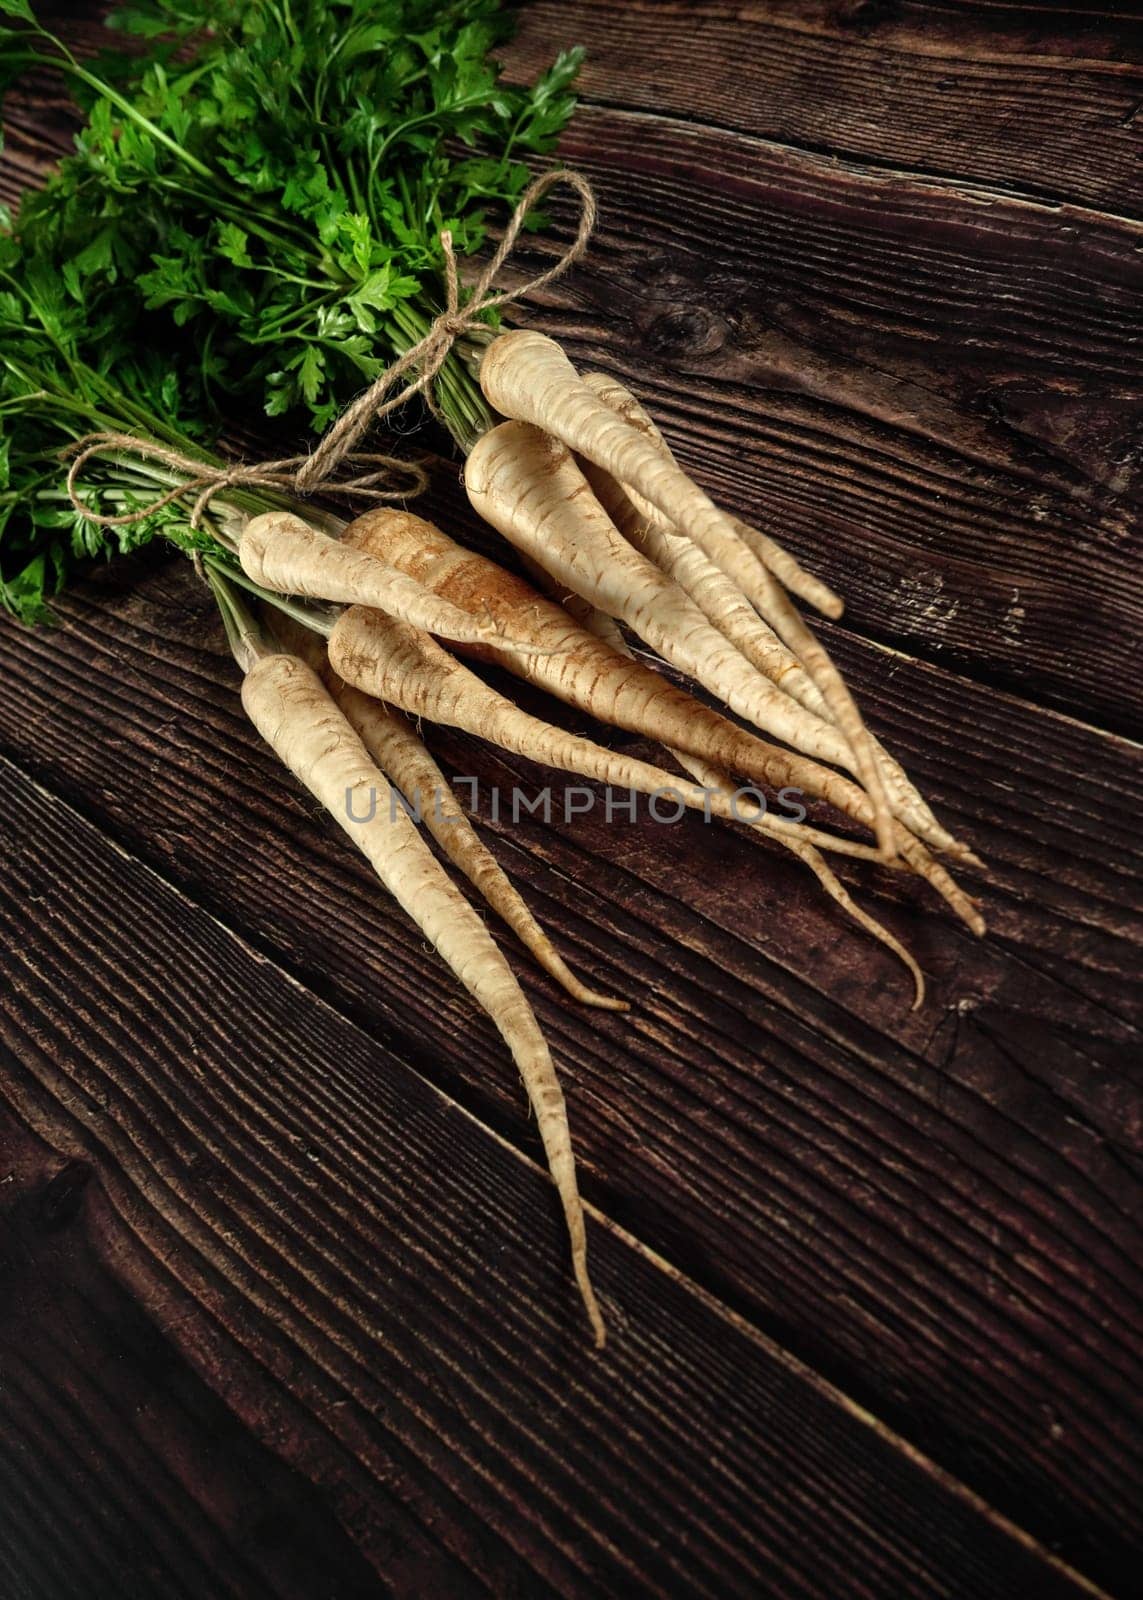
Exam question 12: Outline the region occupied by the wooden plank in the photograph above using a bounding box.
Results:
[0,756,1103,1600]
[504,1,1143,216]
[0,1115,386,1600]
[0,557,1138,1593]
[1,7,1140,1594]
[4,17,1141,733]
[492,104,1143,733]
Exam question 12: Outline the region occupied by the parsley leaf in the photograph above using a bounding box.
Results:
[2,1,582,440]
[0,0,584,616]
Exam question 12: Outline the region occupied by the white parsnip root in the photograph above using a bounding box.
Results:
[580,370,842,625]
[465,421,907,849]
[339,510,983,937]
[501,574,915,971]
[241,648,606,1346]
[241,510,538,654]
[576,372,946,855]
[333,680,627,1013]
[576,375,969,862]
[270,611,624,1012]
[339,510,888,828]
[329,605,926,875]
[477,328,897,858]
[479,330,788,612]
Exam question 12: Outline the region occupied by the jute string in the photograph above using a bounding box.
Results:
[65,167,597,530]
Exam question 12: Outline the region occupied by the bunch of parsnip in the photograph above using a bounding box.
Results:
[221,328,986,1345]
[0,0,986,1347]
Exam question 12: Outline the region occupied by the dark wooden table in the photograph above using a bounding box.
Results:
[2,5,1141,1597]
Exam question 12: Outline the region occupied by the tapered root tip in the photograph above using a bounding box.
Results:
[578,1266,607,1349]
[950,844,988,873]
[566,1201,607,1347]
[952,897,987,938]
[900,836,988,938]
[574,988,630,1013]
[551,960,629,1012]
[820,593,845,622]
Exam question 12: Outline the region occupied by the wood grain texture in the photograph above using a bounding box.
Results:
[2,3,1142,1596]
[0,757,1103,1600]
[4,9,1141,733]
[489,105,1143,734]
[504,1,1143,216]
[0,548,1139,1593]
[0,1114,385,1600]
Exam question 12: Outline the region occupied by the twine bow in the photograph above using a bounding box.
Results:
[65,167,597,530]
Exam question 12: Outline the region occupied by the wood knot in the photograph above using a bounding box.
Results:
[35,1160,93,1233]
[645,306,726,359]
[835,0,900,28]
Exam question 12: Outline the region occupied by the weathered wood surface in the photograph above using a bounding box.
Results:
[0,760,1103,1600]
[495,106,1143,735]
[1,530,1140,1594]
[1,3,1141,1597]
[0,1114,385,1600]
[507,1,1143,216]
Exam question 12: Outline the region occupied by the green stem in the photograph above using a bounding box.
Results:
[217,560,336,638]
[370,94,497,174]
[205,562,261,672]
[59,55,215,181]
[92,86,210,177]
[388,298,496,456]
[148,177,324,262]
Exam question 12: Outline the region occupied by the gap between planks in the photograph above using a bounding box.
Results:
[0,750,1119,1600]
[565,96,1143,233]
[533,0,1143,79]
[812,630,1143,756]
[5,87,1141,234]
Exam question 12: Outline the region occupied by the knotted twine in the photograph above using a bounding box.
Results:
[65,167,597,531]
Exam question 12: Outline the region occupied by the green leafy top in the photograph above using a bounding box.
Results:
[0,0,582,620]
[4,1,582,439]
[0,219,344,624]
[0,222,246,621]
